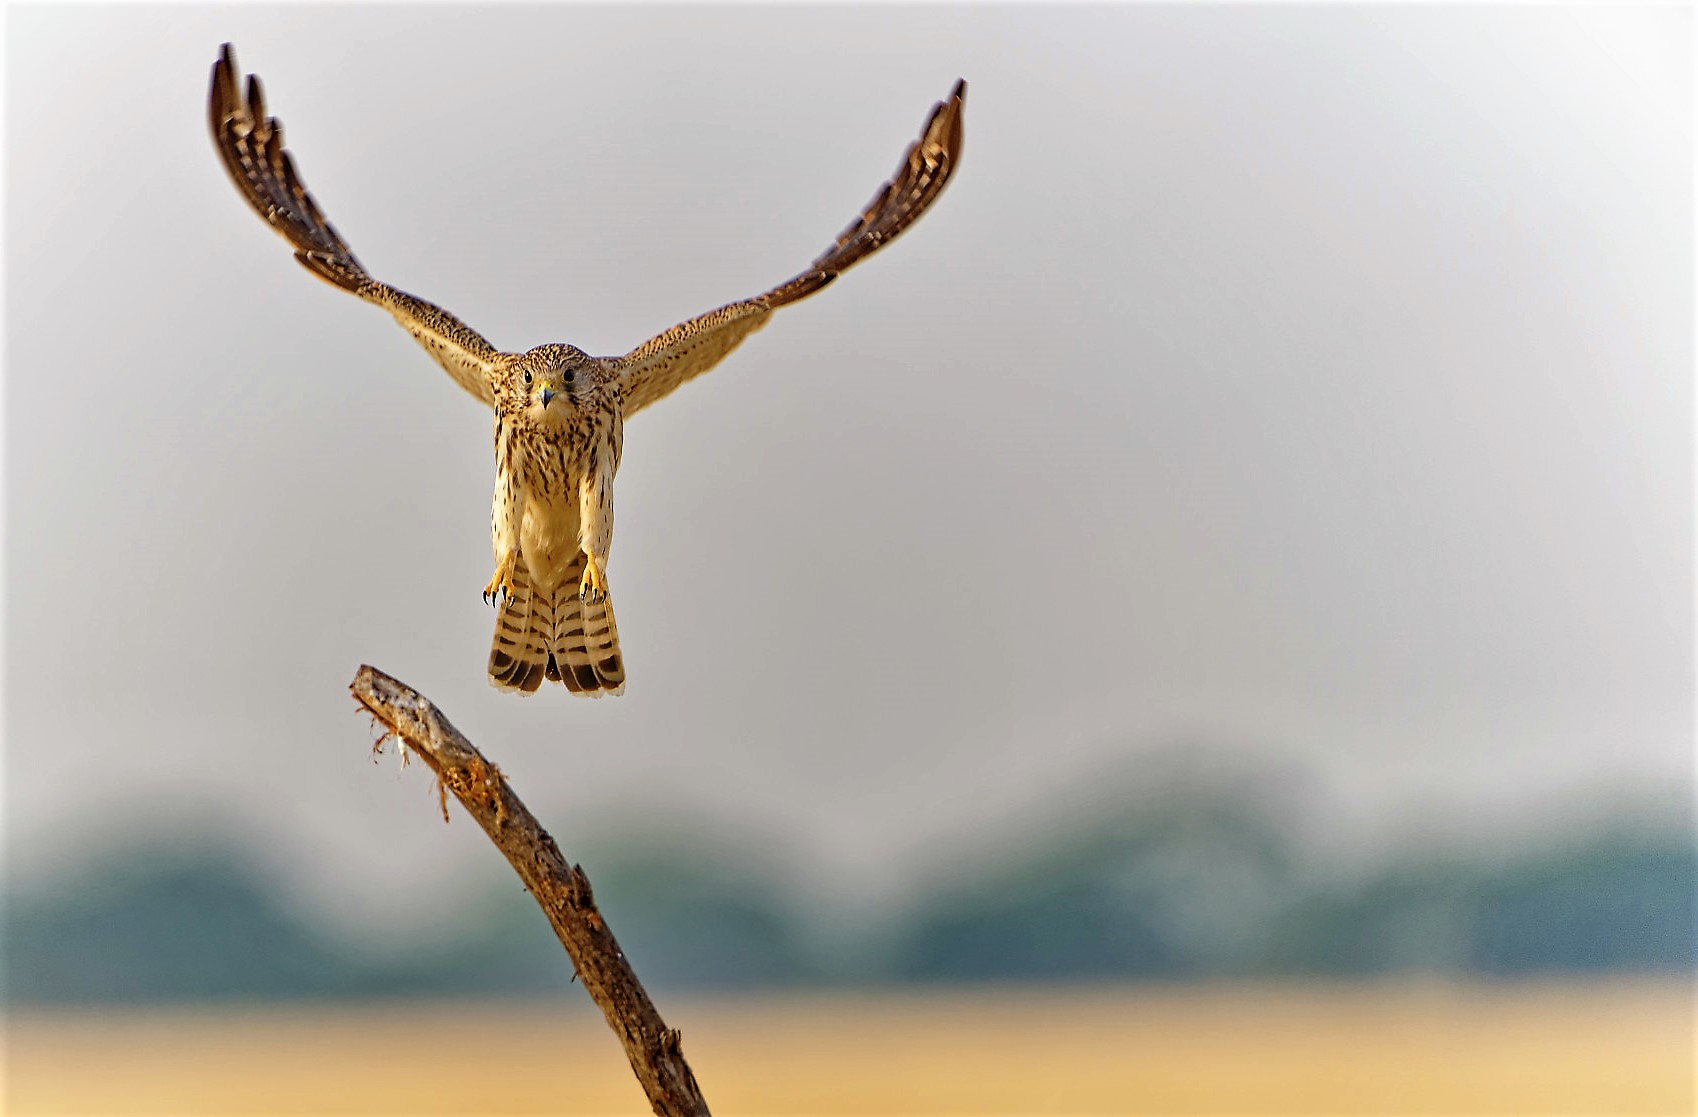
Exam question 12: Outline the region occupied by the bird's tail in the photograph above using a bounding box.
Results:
[488,553,625,696]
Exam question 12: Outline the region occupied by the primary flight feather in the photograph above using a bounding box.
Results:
[208,43,965,696]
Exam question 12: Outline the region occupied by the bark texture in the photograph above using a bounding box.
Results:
[350,664,711,1117]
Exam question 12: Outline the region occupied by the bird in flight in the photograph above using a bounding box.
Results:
[208,44,964,696]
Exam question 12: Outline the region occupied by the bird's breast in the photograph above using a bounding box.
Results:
[521,494,582,591]
[506,429,580,590]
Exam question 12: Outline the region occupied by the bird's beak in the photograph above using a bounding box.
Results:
[539,387,557,409]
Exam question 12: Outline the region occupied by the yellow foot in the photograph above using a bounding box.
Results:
[579,554,608,605]
[483,552,517,606]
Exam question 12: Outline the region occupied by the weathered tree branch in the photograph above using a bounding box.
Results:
[349,664,711,1117]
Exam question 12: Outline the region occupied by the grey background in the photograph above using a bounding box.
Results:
[5,5,1690,934]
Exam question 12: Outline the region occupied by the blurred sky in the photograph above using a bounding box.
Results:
[4,5,1691,929]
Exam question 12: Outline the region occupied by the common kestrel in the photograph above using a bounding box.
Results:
[209,44,964,696]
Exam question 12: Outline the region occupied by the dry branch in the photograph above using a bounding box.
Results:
[350,664,711,1117]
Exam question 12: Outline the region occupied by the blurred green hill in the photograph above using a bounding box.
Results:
[4,778,1691,1003]
[1263,833,1698,976]
[2,841,816,1003]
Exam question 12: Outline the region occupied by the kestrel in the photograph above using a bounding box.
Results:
[208,44,964,696]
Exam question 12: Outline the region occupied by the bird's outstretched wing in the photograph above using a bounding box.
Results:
[609,79,966,418]
[208,44,502,406]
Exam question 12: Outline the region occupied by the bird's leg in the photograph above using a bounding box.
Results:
[488,421,524,608]
[578,448,616,606]
[483,550,517,606]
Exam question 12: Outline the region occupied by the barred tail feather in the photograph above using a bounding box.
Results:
[488,560,550,694]
[546,551,626,697]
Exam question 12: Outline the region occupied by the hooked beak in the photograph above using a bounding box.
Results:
[539,387,557,409]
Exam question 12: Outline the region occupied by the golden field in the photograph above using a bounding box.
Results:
[4,981,1691,1115]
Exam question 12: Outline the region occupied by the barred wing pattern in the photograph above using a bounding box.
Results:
[208,44,502,406]
[611,79,966,417]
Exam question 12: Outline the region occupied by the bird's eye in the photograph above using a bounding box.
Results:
[522,370,533,386]
[564,367,575,383]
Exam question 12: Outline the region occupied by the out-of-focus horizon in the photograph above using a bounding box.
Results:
[6,755,1694,1004]
[3,1,1691,995]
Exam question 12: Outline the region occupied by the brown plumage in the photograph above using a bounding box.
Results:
[483,344,625,695]
[208,43,965,695]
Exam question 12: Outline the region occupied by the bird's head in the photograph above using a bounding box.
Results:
[505,344,598,419]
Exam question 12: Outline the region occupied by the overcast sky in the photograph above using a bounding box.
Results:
[4,5,1690,926]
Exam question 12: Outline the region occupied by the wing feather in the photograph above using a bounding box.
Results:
[610,80,966,417]
[208,44,502,406]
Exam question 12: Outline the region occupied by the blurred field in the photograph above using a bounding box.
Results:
[4,981,1691,1115]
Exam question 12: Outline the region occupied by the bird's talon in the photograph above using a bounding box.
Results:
[484,554,517,608]
[579,558,608,604]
